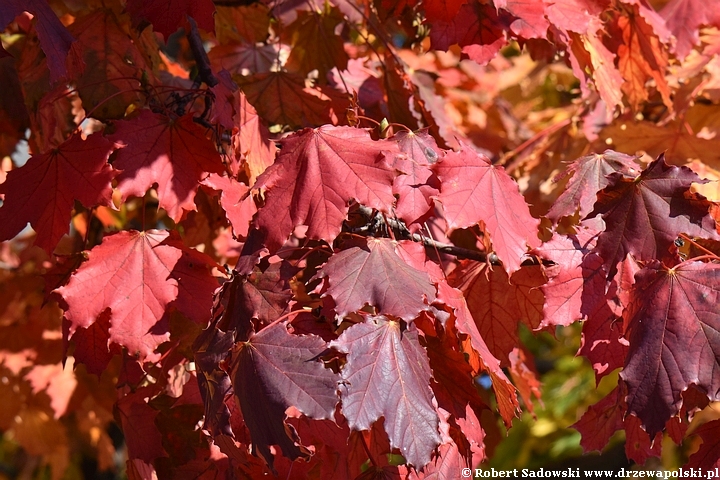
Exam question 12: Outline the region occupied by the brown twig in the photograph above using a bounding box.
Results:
[187,16,218,87]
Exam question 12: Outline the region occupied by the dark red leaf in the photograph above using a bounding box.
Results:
[0,132,115,253]
[433,146,540,272]
[620,260,720,436]
[587,155,720,276]
[330,317,441,468]
[231,322,338,468]
[193,326,235,437]
[687,419,720,470]
[70,310,114,376]
[117,389,168,462]
[108,110,224,222]
[320,238,436,321]
[0,0,75,82]
[449,262,544,363]
[251,126,397,251]
[429,2,507,65]
[125,0,215,39]
[572,386,624,453]
[547,150,640,224]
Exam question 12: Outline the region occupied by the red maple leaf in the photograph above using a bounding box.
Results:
[660,0,720,59]
[433,146,540,272]
[435,281,520,426]
[164,236,220,325]
[428,2,507,65]
[687,419,720,470]
[117,388,168,462]
[108,110,224,222]
[320,238,436,321]
[546,150,640,224]
[389,130,442,228]
[495,0,549,38]
[69,10,149,120]
[330,317,441,468]
[251,126,397,251]
[230,322,337,469]
[0,0,76,82]
[202,174,257,240]
[55,230,182,360]
[236,71,336,128]
[587,155,720,276]
[545,0,609,34]
[449,262,544,363]
[70,310,116,376]
[423,0,468,23]
[535,227,606,328]
[572,385,624,453]
[0,132,116,253]
[620,260,720,436]
[193,326,235,437]
[125,0,215,39]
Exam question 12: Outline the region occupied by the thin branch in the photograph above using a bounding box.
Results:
[187,16,218,87]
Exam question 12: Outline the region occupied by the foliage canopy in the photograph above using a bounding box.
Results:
[1,0,720,478]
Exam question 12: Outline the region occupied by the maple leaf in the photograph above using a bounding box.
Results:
[227,260,296,324]
[661,0,720,59]
[572,386,624,453]
[428,2,507,66]
[0,132,115,254]
[567,28,625,112]
[164,237,220,325]
[535,228,607,328]
[435,281,520,426]
[449,262,544,363]
[70,310,115,376]
[108,110,224,221]
[251,125,397,251]
[117,389,168,462]
[601,120,720,168]
[193,326,235,437]
[613,6,672,111]
[236,71,335,128]
[69,10,148,120]
[546,150,640,223]
[283,5,349,80]
[330,317,441,468]
[231,322,338,468]
[202,174,257,239]
[320,238,436,321]
[389,131,442,227]
[687,419,720,470]
[0,0,76,82]
[433,146,540,272]
[231,92,277,185]
[620,260,720,436]
[125,0,215,39]
[423,0,468,23]
[495,0,549,38]
[545,0,609,34]
[55,230,182,360]
[586,155,720,276]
